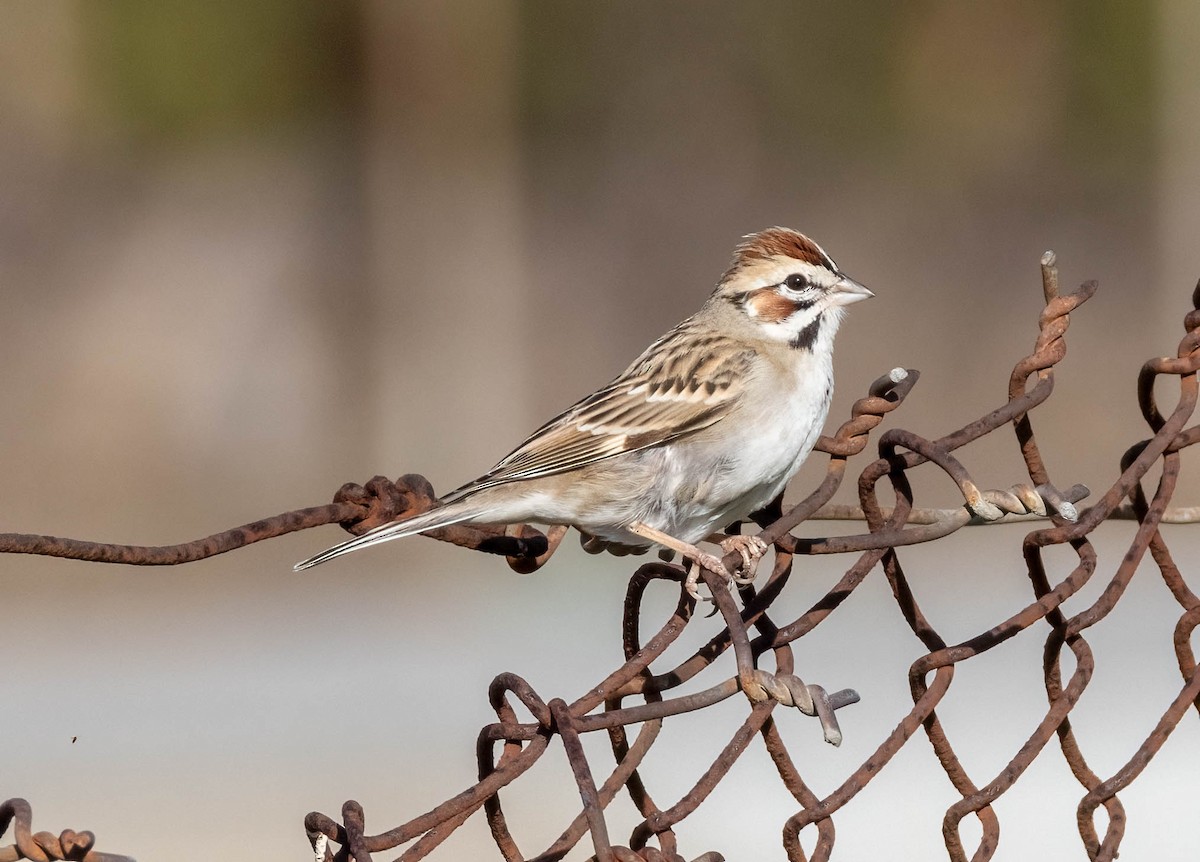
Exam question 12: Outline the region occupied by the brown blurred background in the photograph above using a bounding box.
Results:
[2,2,1199,860]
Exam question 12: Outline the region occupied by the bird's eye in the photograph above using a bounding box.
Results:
[784,274,809,290]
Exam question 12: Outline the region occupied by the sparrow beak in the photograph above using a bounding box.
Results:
[831,274,874,306]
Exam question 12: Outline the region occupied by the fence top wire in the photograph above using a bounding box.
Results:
[3,255,1199,862]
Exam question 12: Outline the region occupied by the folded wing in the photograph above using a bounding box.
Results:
[441,325,754,502]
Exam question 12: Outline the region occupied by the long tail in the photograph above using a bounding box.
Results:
[293,500,490,571]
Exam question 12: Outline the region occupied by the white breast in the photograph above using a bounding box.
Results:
[729,346,833,499]
[632,344,834,544]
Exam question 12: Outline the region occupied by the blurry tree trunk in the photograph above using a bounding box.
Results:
[1159,0,1200,327]
[361,1,528,485]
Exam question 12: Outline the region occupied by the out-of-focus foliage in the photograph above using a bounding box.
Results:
[82,1,363,144]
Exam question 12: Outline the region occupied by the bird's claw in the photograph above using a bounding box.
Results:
[720,534,769,585]
[684,551,730,603]
[681,536,769,602]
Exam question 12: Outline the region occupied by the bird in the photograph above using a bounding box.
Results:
[295,227,873,598]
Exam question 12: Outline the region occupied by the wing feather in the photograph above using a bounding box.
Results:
[440,324,754,503]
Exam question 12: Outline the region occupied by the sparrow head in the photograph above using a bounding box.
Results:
[714,227,873,350]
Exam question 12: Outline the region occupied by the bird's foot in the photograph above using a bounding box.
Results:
[682,551,735,603]
[628,521,737,603]
[719,534,769,585]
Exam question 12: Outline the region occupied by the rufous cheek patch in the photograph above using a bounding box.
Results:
[748,288,800,323]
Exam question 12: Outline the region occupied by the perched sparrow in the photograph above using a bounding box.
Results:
[296,228,872,596]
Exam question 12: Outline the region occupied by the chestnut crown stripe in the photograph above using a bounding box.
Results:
[720,226,839,281]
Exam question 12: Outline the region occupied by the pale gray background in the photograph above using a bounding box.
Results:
[2,3,1199,860]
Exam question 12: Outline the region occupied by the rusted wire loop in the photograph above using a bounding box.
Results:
[0,799,132,862]
[304,812,342,855]
[1136,297,1200,433]
[878,429,1005,520]
[1174,606,1200,683]
[488,672,552,729]
[305,814,339,862]
[813,367,919,457]
[506,523,568,573]
[340,799,371,862]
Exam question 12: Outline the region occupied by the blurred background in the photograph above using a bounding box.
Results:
[2,2,1199,859]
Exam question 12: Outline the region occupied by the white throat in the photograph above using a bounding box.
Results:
[760,304,845,353]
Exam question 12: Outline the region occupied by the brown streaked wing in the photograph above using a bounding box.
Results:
[439,327,754,502]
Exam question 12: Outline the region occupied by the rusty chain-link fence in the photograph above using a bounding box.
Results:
[3,254,1198,861]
